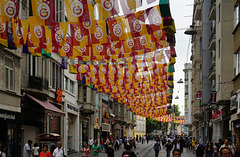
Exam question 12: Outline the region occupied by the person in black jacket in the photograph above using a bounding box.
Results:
[174,139,183,153]
[196,144,204,157]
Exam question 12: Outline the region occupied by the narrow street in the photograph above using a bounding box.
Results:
[69,141,194,157]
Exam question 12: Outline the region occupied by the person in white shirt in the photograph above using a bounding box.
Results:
[89,137,94,149]
[32,143,40,157]
[23,140,32,157]
[53,141,67,157]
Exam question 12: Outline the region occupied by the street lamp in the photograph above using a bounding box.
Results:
[184,25,197,35]
[177,79,184,84]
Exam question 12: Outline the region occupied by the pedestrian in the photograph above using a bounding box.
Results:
[132,138,136,150]
[139,136,142,143]
[91,140,101,157]
[165,140,173,157]
[154,140,161,157]
[82,143,91,157]
[114,138,119,151]
[147,136,149,144]
[32,143,40,157]
[204,141,214,157]
[39,145,51,157]
[52,141,67,157]
[219,147,231,157]
[100,138,104,151]
[174,139,183,153]
[23,140,33,157]
[192,137,196,153]
[122,144,137,157]
[0,145,7,157]
[107,141,115,157]
[219,139,232,156]
[172,149,182,157]
[88,137,94,150]
[213,143,218,157]
[228,140,235,156]
[196,144,204,157]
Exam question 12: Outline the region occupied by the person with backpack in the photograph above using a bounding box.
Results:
[52,142,67,157]
[114,138,119,151]
[122,144,137,157]
[154,141,161,157]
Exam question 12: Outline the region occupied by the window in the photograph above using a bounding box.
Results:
[55,0,64,22]
[218,4,221,22]
[218,75,220,91]
[235,52,240,75]
[218,39,221,58]
[234,3,240,27]
[42,58,46,79]
[185,85,189,96]
[29,56,38,77]
[83,86,87,102]
[50,61,63,89]
[114,104,118,116]
[70,80,74,93]
[65,77,69,90]
[5,58,14,90]
[29,0,33,16]
[185,72,188,81]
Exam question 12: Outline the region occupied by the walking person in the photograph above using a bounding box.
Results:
[81,143,91,157]
[165,140,173,157]
[91,140,101,157]
[88,137,94,150]
[219,147,231,157]
[204,141,214,157]
[172,149,182,157]
[114,138,119,151]
[32,143,40,157]
[52,141,67,157]
[174,139,183,153]
[107,141,115,157]
[196,144,204,157]
[0,145,7,157]
[154,140,161,157]
[192,137,196,153]
[39,145,51,157]
[23,140,33,157]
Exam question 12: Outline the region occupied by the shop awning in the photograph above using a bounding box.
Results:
[26,94,65,117]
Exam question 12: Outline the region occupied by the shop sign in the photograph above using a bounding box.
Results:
[0,112,15,120]
[212,110,222,120]
[210,91,217,104]
[102,103,109,117]
[196,91,202,100]
[105,113,110,119]
[56,88,63,103]
[102,123,110,132]
[49,115,61,134]
[103,118,110,124]
[230,95,237,111]
[67,104,79,112]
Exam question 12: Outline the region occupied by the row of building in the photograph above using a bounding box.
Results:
[183,0,240,146]
[0,2,146,157]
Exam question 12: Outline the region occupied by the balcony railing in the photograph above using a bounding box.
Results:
[29,76,49,90]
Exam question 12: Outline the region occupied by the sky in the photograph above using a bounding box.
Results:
[169,0,193,115]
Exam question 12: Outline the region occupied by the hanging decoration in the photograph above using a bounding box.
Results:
[0,0,176,119]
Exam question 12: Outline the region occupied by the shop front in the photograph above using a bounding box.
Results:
[0,109,21,157]
[66,103,79,152]
[212,109,223,144]
[102,123,110,139]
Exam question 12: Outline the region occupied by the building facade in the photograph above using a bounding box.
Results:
[183,63,192,135]
[135,115,146,140]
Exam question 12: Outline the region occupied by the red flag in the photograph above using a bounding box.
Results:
[70,23,89,46]
[147,6,163,32]
[51,22,68,50]
[107,17,125,41]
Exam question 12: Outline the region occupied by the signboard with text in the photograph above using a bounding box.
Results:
[212,110,222,120]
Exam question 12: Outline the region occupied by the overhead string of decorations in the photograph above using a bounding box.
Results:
[0,0,177,118]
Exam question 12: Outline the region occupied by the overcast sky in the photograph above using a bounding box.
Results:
[169,0,193,115]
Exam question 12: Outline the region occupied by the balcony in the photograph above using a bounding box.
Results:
[115,115,126,125]
[193,108,204,119]
[208,1,216,20]
[29,76,49,90]
[208,63,216,80]
[208,33,216,50]
[81,103,95,114]
[194,2,202,20]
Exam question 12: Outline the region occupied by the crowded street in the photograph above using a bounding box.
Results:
[69,141,194,157]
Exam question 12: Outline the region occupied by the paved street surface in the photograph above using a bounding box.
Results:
[69,141,194,157]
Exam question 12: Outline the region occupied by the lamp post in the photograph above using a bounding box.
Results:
[184,25,197,35]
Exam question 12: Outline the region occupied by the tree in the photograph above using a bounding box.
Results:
[173,104,181,116]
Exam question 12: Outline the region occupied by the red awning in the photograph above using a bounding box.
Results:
[26,94,65,117]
